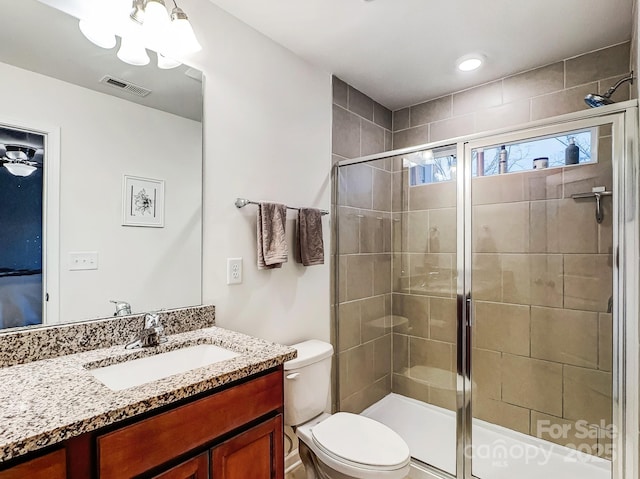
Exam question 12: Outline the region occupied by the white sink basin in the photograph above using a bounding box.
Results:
[89,344,240,391]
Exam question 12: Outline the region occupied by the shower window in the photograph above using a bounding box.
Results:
[471,127,597,176]
[408,146,457,186]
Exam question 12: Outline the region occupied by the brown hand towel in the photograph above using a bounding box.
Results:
[257,202,288,270]
[296,208,325,266]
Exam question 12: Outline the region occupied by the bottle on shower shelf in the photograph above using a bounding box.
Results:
[565,137,579,165]
[499,145,508,174]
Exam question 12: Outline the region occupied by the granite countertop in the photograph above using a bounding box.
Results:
[0,327,297,463]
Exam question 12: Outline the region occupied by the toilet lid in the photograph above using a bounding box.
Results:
[311,413,410,469]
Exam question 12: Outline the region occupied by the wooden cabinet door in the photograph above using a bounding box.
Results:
[97,370,283,479]
[0,449,66,479]
[151,453,208,479]
[212,415,283,479]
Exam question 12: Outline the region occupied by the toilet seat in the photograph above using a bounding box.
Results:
[297,413,410,479]
[312,413,410,470]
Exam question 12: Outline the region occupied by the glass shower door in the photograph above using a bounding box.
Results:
[335,146,460,478]
[466,116,619,479]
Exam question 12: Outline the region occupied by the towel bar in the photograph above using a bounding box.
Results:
[235,198,329,216]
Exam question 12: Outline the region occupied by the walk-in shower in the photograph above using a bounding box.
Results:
[334,101,639,479]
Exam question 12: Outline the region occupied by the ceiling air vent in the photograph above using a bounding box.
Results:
[99,76,152,97]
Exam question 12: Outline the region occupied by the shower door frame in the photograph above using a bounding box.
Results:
[333,100,639,479]
[460,108,637,479]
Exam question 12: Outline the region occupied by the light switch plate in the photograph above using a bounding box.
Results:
[227,258,242,285]
[69,252,98,271]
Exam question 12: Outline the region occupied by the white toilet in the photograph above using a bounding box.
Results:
[285,340,411,479]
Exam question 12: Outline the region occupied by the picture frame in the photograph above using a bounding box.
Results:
[122,175,165,227]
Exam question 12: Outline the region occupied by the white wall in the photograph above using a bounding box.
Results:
[181,0,332,344]
[0,61,202,322]
[634,0,640,99]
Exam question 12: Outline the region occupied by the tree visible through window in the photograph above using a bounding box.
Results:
[407,128,595,186]
[472,130,593,176]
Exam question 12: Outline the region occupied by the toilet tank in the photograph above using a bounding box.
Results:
[284,340,334,427]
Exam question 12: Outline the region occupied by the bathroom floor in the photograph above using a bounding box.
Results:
[362,394,610,479]
[285,463,306,479]
[285,462,414,479]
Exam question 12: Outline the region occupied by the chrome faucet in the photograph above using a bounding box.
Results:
[126,313,166,349]
[111,300,132,317]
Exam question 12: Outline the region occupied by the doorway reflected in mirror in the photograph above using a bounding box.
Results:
[0,125,45,329]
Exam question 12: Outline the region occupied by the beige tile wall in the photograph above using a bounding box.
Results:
[333,77,395,413]
[391,166,459,411]
[469,127,614,441]
[392,42,632,148]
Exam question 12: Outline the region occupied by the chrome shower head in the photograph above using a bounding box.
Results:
[585,71,634,108]
[584,93,615,108]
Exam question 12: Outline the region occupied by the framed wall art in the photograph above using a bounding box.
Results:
[122,175,165,227]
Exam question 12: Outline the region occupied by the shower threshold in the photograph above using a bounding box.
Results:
[361,393,610,479]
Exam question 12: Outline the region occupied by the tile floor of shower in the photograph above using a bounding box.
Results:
[286,393,610,479]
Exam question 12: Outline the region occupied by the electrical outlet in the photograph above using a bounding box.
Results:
[69,252,98,271]
[227,258,242,285]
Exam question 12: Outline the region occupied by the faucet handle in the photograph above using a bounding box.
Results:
[144,313,161,329]
[110,300,132,316]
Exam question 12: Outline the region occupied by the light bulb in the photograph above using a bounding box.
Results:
[143,0,170,50]
[79,19,116,49]
[169,7,202,56]
[157,53,182,69]
[117,35,150,66]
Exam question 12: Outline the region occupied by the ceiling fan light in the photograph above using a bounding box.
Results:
[3,163,37,177]
[117,35,150,66]
[169,7,202,55]
[79,19,116,49]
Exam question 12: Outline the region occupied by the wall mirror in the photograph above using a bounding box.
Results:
[0,0,204,331]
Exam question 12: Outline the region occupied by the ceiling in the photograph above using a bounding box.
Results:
[0,0,203,121]
[207,0,634,110]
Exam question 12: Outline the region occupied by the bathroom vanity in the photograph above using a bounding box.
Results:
[0,370,283,479]
[0,308,296,479]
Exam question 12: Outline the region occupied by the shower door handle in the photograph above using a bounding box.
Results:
[465,295,472,327]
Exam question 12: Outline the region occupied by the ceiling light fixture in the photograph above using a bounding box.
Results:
[157,52,182,69]
[456,54,485,72]
[119,4,150,66]
[117,33,151,66]
[78,0,201,67]
[129,0,146,24]
[79,19,117,49]
[143,0,171,49]
[168,5,202,55]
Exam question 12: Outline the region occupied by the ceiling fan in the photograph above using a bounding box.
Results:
[0,144,43,177]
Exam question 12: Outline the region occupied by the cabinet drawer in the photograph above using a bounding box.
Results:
[0,449,66,479]
[98,370,283,479]
[151,453,208,479]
